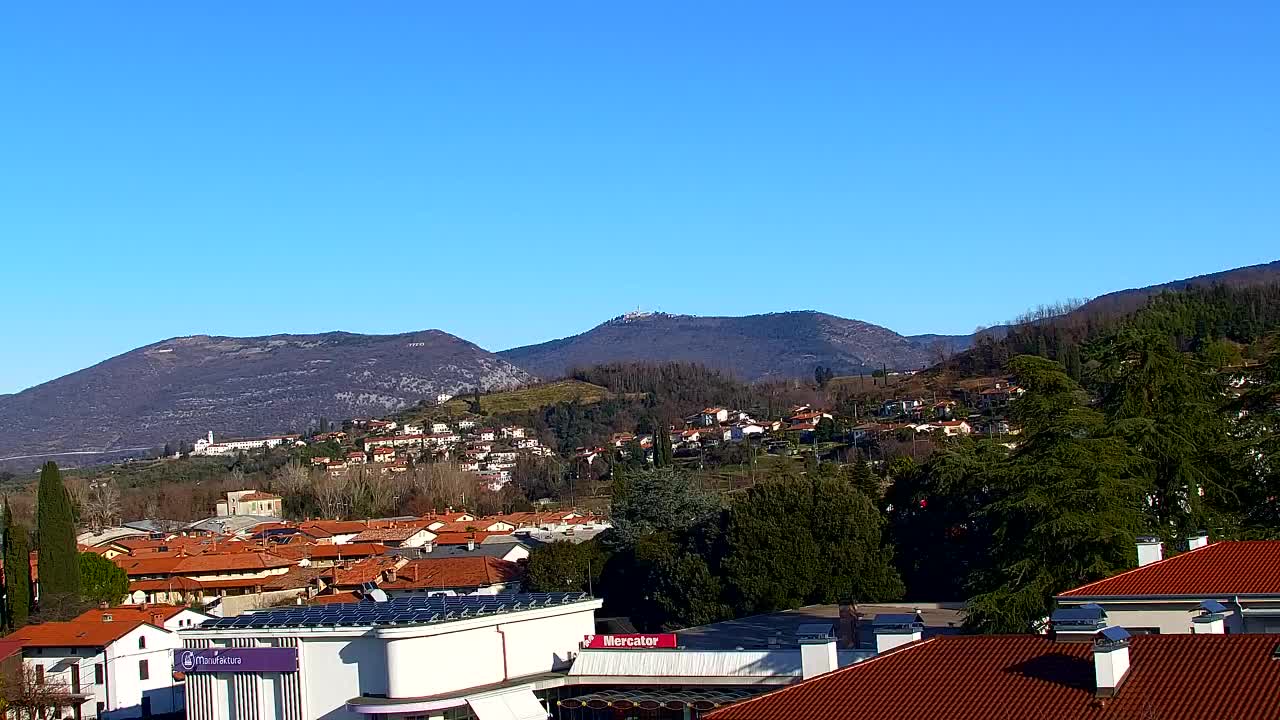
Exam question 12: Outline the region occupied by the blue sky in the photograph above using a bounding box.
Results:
[2,2,1278,394]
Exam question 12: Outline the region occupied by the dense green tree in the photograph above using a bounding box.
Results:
[79,552,129,605]
[887,439,1007,600]
[37,462,80,605]
[1094,330,1237,535]
[847,460,881,499]
[723,470,904,614]
[607,467,720,548]
[3,499,31,630]
[653,426,674,468]
[965,356,1145,633]
[523,540,607,594]
[1232,340,1280,533]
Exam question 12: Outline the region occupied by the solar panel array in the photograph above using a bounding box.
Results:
[197,592,591,631]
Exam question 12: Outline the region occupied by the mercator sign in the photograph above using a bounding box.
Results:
[582,634,678,649]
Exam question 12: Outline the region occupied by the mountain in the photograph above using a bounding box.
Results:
[500,311,934,382]
[0,331,532,466]
[1074,259,1280,317]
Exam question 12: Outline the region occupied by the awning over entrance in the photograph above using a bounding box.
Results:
[468,688,548,720]
[558,688,761,711]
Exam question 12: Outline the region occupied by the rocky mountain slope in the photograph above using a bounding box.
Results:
[0,331,532,464]
[500,311,934,382]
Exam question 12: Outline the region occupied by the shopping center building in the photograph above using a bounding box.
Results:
[177,593,958,720]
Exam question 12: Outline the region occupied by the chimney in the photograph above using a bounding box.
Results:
[98,601,109,610]
[1191,600,1228,634]
[466,538,476,551]
[873,612,923,654]
[797,624,838,679]
[1187,531,1210,551]
[1136,537,1163,567]
[1093,627,1132,698]
[422,540,434,554]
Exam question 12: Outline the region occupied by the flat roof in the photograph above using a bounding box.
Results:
[674,603,964,651]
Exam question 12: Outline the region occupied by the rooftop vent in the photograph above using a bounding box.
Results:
[1094,626,1132,698]
[1136,537,1163,567]
[873,612,924,653]
[1051,604,1107,641]
[797,623,837,679]
[1192,599,1229,634]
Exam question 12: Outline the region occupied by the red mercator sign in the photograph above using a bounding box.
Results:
[583,634,678,649]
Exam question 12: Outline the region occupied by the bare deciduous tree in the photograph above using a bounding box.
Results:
[85,478,122,531]
[0,662,81,719]
[314,471,347,519]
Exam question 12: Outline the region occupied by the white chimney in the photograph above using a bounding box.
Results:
[797,624,838,679]
[466,538,476,551]
[421,540,434,554]
[873,613,923,654]
[1136,537,1163,567]
[1187,531,1209,551]
[1191,599,1227,634]
[1093,627,1132,698]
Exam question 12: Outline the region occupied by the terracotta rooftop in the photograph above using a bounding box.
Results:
[327,557,403,587]
[271,542,388,561]
[351,526,430,543]
[237,492,280,501]
[379,557,523,590]
[1058,541,1280,598]
[8,616,160,648]
[74,605,191,626]
[707,634,1280,720]
[433,531,508,546]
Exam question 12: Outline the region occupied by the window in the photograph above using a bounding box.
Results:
[139,635,147,649]
[139,659,149,680]
[95,664,104,684]
[35,665,44,684]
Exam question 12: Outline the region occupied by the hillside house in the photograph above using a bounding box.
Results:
[700,408,730,426]
[215,490,282,518]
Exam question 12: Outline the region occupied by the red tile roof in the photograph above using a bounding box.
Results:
[8,616,160,648]
[432,531,508,546]
[707,634,1280,720]
[74,605,190,626]
[351,527,430,543]
[327,557,403,587]
[237,491,280,501]
[271,542,388,561]
[1057,541,1280,598]
[129,577,204,592]
[379,557,522,590]
[310,591,359,604]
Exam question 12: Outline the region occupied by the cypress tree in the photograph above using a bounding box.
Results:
[3,498,31,629]
[37,461,80,603]
[654,426,673,468]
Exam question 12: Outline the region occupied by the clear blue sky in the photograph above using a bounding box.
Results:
[2,2,1278,394]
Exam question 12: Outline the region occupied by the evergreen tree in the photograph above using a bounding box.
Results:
[1094,330,1236,535]
[3,498,31,630]
[965,356,1145,633]
[37,462,80,605]
[653,426,674,468]
[723,468,904,614]
[79,552,129,605]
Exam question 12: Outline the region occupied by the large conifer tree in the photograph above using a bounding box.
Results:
[3,498,31,629]
[36,462,80,604]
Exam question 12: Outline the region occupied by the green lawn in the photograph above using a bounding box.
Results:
[444,380,612,415]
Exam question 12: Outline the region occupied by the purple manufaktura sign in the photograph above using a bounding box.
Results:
[174,648,298,673]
